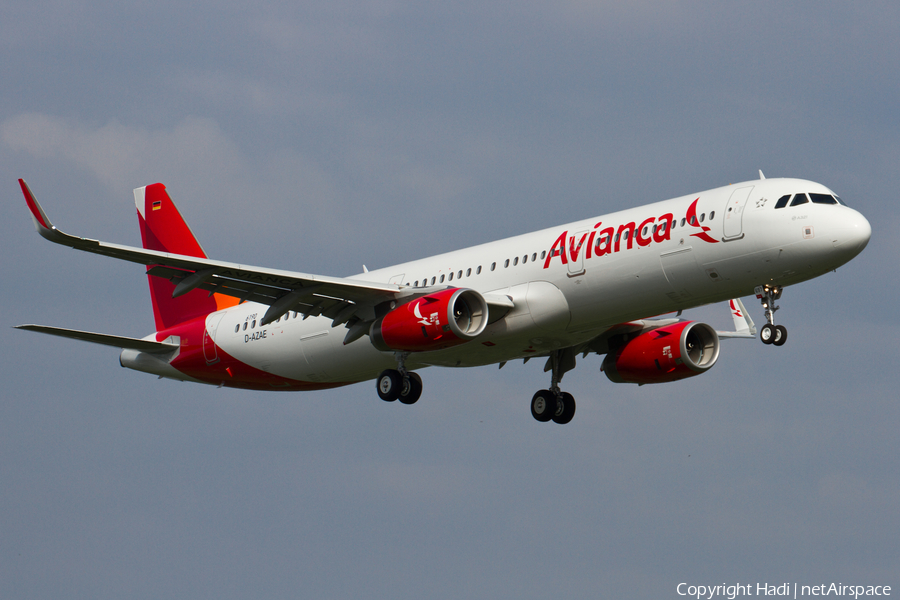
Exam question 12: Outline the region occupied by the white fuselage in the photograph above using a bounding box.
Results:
[146,177,870,385]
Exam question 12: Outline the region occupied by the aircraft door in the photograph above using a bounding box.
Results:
[723,186,754,240]
[203,312,225,365]
[567,230,589,276]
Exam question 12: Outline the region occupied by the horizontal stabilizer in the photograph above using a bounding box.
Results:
[15,324,179,354]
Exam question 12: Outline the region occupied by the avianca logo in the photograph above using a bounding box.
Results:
[543,198,717,270]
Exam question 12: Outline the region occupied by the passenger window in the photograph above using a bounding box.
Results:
[532,253,537,262]
[774,195,790,209]
[540,250,546,259]
[522,255,527,264]
[440,275,445,283]
[458,270,462,279]
[700,213,705,223]
[243,322,248,331]
[431,276,436,285]
[466,268,471,277]
[681,218,686,227]
[477,266,482,274]
[810,193,837,205]
[235,324,240,333]
[449,272,454,281]
[791,193,809,206]
[491,262,496,271]
[513,257,519,266]
[251,320,256,328]
[709,211,715,220]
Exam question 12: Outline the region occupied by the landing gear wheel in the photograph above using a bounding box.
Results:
[760,323,776,345]
[377,369,402,402]
[531,390,557,422]
[398,372,423,405]
[773,325,788,346]
[552,392,576,425]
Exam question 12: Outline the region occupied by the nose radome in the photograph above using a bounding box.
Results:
[833,209,872,256]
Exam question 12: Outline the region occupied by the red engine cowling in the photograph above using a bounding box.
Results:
[602,321,720,384]
[370,288,489,352]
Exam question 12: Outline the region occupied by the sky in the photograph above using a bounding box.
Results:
[1,2,898,599]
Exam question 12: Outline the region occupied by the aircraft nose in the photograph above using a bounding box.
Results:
[832,208,871,258]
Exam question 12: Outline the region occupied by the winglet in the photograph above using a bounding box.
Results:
[717,298,757,339]
[19,179,55,235]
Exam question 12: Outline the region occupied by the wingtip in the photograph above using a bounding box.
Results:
[18,179,54,233]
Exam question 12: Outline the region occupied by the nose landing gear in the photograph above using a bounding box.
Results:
[756,284,788,346]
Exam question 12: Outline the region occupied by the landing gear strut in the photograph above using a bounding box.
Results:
[530,349,576,424]
[756,284,788,347]
[376,352,423,404]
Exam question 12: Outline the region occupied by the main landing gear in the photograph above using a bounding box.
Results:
[376,352,422,404]
[756,284,788,347]
[530,349,576,425]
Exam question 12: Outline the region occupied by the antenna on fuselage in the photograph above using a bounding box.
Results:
[759,170,766,180]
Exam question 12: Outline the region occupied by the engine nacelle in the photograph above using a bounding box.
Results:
[602,321,720,384]
[370,288,489,352]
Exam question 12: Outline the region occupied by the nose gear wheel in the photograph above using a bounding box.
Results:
[756,284,788,346]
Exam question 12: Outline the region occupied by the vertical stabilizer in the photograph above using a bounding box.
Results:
[135,184,238,330]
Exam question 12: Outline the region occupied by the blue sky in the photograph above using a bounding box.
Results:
[1,2,897,598]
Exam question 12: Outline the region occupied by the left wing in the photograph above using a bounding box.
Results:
[20,180,512,341]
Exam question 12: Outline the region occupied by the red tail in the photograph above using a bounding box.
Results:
[135,184,238,330]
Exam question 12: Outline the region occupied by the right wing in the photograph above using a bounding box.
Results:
[19,180,513,340]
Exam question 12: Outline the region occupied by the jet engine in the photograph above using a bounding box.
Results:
[602,321,720,384]
[370,288,489,352]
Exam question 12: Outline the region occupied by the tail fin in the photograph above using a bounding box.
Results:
[135,184,238,330]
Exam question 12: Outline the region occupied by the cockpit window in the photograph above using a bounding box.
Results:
[790,193,809,207]
[774,195,790,209]
[834,196,847,206]
[810,193,838,205]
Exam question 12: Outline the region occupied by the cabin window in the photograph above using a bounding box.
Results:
[709,211,715,220]
[251,320,256,328]
[540,250,546,259]
[513,257,519,266]
[243,322,248,331]
[440,274,445,283]
[522,255,527,264]
[491,262,496,271]
[235,324,240,333]
[700,213,705,223]
[458,270,462,279]
[449,272,454,281]
[466,268,471,277]
[681,218,686,227]
[477,266,482,274]
[504,259,510,268]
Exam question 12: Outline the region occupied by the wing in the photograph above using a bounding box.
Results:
[19,180,513,342]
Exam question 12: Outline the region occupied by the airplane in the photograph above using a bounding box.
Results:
[15,172,871,424]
